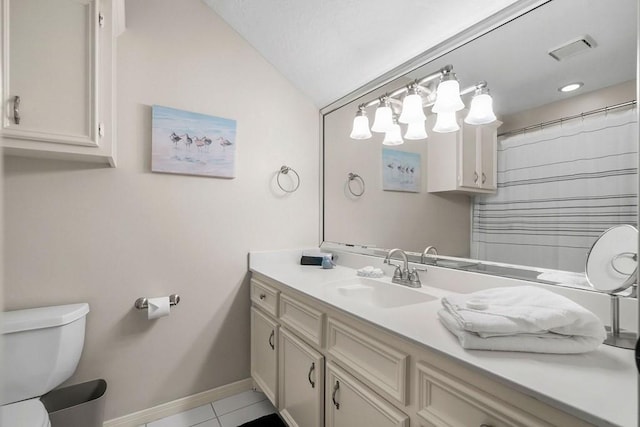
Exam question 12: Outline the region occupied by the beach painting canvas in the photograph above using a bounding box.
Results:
[152,105,237,178]
[382,148,421,192]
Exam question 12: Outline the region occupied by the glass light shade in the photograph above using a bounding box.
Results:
[350,114,372,139]
[404,120,428,140]
[398,93,426,123]
[371,105,393,132]
[432,79,465,113]
[464,93,497,125]
[382,123,404,145]
[433,111,459,133]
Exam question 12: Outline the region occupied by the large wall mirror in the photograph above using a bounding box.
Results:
[322,0,638,286]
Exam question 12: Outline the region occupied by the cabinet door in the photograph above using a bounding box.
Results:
[1,0,115,165]
[279,327,324,427]
[251,307,279,407]
[478,125,497,190]
[326,362,408,427]
[459,123,480,188]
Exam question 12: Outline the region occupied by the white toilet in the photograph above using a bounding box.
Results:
[1,303,90,427]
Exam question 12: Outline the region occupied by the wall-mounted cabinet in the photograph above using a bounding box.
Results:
[1,0,117,166]
[427,118,502,194]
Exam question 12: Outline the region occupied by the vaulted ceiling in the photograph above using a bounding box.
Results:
[203,0,521,107]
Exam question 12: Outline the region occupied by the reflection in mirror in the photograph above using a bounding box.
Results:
[322,0,638,287]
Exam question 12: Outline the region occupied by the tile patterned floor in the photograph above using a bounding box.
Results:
[138,390,277,427]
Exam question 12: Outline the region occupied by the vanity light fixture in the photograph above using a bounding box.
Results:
[371,97,394,132]
[559,82,583,93]
[398,85,426,124]
[350,106,372,139]
[382,117,404,145]
[433,111,460,133]
[349,64,496,141]
[404,120,428,140]
[464,83,497,125]
[432,67,465,113]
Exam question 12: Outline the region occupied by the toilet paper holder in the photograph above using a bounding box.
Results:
[134,294,181,310]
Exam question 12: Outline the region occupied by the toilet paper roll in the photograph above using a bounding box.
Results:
[147,296,170,319]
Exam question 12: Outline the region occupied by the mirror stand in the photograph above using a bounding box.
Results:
[604,289,637,349]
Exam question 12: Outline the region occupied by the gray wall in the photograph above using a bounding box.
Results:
[3,0,319,420]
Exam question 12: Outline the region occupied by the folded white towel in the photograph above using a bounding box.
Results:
[536,271,590,288]
[441,286,606,340]
[438,310,604,354]
[356,266,384,278]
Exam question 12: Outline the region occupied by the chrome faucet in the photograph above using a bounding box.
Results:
[420,246,438,264]
[383,248,422,288]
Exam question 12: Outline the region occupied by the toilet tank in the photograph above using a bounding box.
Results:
[1,303,90,405]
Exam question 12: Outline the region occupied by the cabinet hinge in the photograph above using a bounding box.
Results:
[98,12,105,28]
[98,123,104,138]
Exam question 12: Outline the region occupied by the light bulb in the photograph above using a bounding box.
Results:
[433,111,459,133]
[398,91,426,124]
[371,100,393,133]
[404,121,428,140]
[465,92,496,125]
[350,111,372,139]
[432,77,464,113]
[383,123,404,145]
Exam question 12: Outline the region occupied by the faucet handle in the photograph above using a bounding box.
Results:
[386,262,403,280]
[408,268,423,287]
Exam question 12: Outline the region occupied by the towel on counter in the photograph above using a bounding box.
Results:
[438,309,604,354]
[438,286,606,353]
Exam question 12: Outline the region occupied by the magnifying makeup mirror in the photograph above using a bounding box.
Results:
[586,224,638,349]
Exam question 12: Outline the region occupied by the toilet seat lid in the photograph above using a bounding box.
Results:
[1,399,50,427]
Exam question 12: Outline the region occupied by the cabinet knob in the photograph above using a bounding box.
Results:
[332,380,340,409]
[482,172,487,184]
[259,293,266,300]
[480,424,493,427]
[13,96,20,125]
[308,362,315,388]
[473,171,479,183]
[268,330,275,350]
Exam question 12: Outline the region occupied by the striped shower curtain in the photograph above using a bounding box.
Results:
[471,107,638,272]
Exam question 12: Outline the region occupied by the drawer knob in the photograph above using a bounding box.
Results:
[308,362,315,388]
[332,380,340,410]
[268,330,275,350]
[259,293,266,300]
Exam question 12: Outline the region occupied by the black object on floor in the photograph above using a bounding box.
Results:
[239,413,287,427]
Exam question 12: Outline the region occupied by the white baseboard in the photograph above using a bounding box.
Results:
[103,378,254,427]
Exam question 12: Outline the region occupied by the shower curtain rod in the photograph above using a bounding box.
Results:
[497,99,637,137]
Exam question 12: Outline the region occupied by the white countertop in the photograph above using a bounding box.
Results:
[249,249,638,427]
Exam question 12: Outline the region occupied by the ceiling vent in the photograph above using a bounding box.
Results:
[548,36,596,61]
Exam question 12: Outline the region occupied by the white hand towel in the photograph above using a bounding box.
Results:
[441,286,606,341]
[438,309,603,354]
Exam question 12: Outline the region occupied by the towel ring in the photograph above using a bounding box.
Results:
[277,165,300,193]
[347,173,365,196]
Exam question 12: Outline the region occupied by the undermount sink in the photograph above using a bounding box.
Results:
[324,277,437,308]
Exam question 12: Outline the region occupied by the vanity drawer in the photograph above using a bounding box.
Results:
[279,293,324,347]
[327,318,408,406]
[416,362,551,427]
[250,278,279,317]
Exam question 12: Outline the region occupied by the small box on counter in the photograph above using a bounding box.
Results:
[300,251,332,266]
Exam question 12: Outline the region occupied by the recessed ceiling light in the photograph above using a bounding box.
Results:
[559,82,584,93]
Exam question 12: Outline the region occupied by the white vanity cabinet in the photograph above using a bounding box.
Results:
[1,0,117,166]
[249,271,597,427]
[427,117,501,194]
[250,307,279,407]
[250,278,281,406]
[326,362,409,427]
[278,327,324,427]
